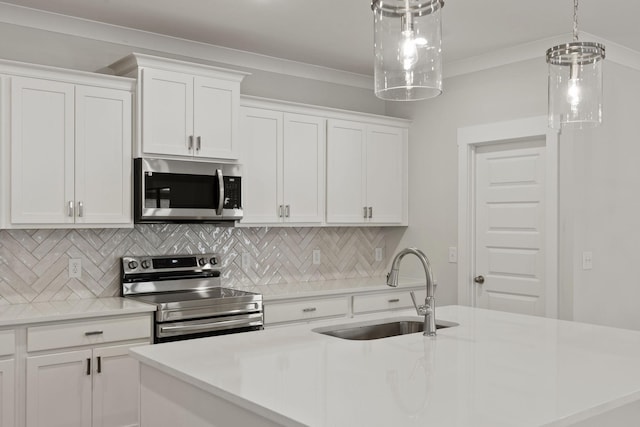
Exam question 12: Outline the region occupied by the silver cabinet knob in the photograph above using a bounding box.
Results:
[474,275,485,284]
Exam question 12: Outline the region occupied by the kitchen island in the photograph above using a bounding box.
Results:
[130,305,640,426]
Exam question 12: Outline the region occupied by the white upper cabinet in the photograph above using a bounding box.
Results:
[110,53,248,161]
[240,105,325,225]
[327,119,407,225]
[3,64,134,229]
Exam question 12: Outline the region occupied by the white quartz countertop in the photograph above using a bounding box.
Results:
[130,305,640,426]
[256,276,425,301]
[0,297,156,327]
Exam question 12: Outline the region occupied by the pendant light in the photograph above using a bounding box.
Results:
[546,0,605,129]
[371,0,444,101]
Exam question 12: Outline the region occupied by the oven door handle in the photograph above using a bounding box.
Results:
[216,168,224,216]
[159,317,260,334]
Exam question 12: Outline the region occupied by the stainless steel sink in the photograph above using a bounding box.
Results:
[312,317,458,341]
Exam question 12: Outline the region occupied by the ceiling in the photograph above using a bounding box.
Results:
[2,0,639,76]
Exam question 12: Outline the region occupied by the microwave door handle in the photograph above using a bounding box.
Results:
[216,169,224,216]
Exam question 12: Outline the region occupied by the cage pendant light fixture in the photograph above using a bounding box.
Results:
[546,0,605,129]
[371,0,444,101]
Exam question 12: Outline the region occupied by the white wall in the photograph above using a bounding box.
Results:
[564,61,640,330]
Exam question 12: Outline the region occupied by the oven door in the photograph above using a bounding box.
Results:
[155,312,264,343]
[134,158,242,222]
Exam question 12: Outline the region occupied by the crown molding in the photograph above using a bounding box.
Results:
[2,2,640,89]
[0,2,374,90]
[446,32,640,78]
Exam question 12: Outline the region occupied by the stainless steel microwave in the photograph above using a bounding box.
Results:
[134,158,242,224]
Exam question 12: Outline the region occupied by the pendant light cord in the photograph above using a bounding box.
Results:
[573,0,579,41]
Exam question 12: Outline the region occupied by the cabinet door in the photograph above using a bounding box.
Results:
[193,76,239,159]
[141,68,193,157]
[283,113,325,223]
[326,119,367,223]
[0,359,14,427]
[240,107,283,224]
[75,86,132,225]
[26,350,93,427]
[93,345,142,427]
[10,77,75,224]
[366,125,404,223]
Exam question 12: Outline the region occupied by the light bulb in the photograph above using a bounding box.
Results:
[567,78,581,109]
[400,30,418,70]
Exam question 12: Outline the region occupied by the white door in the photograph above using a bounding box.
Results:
[93,345,141,427]
[75,85,132,225]
[283,113,325,223]
[0,359,14,427]
[366,125,403,224]
[326,119,367,223]
[474,139,546,316]
[193,76,237,159]
[141,68,193,157]
[240,107,283,224]
[26,350,93,427]
[10,76,75,224]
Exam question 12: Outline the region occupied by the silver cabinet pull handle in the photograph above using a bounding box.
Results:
[188,135,194,150]
[368,207,373,219]
[285,205,290,218]
[474,275,485,284]
[302,307,317,313]
[84,330,103,336]
[68,201,74,217]
[77,201,83,217]
[279,205,284,218]
[363,207,368,219]
[388,298,400,303]
[216,169,224,216]
[196,136,201,151]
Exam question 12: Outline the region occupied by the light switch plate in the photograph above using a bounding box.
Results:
[312,249,321,265]
[375,248,383,262]
[448,247,458,263]
[69,258,82,278]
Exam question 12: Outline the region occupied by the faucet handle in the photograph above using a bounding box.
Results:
[410,291,428,316]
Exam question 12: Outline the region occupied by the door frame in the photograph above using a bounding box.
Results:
[457,116,560,317]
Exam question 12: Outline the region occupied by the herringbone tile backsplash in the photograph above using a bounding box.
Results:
[0,225,388,305]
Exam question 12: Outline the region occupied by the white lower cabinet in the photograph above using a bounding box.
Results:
[352,289,427,315]
[264,288,425,327]
[264,296,349,326]
[0,330,15,427]
[26,345,141,427]
[25,315,151,427]
[0,359,15,427]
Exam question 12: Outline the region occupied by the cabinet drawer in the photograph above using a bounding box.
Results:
[265,297,348,325]
[353,290,426,314]
[0,330,15,356]
[28,315,151,352]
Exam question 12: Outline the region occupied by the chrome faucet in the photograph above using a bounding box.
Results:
[386,248,437,337]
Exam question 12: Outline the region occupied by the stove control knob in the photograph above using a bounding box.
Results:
[127,260,138,270]
[141,259,151,269]
[210,257,218,265]
[198,257,207,266]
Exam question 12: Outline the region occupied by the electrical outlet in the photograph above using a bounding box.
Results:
[241,252,251,271]
[582,251,593,270]
[448,247,458,263]
[312,249,321,265]
[69,258,82,278]
[375,247,383,262]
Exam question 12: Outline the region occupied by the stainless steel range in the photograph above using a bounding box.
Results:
[121,253,263,343]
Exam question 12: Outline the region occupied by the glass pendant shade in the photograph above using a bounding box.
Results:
[371,0,444,101]
[547,42,605,129]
